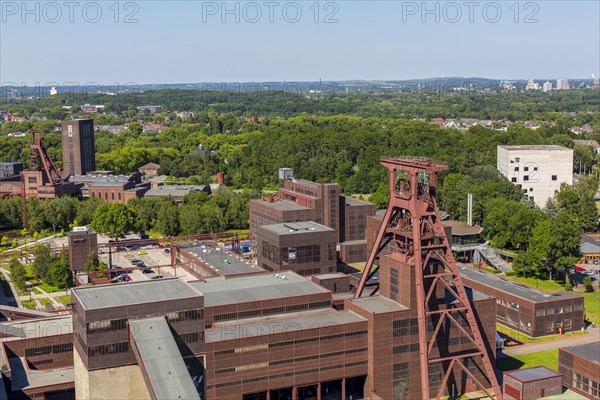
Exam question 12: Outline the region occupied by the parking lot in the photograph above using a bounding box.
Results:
[98,243,198,283]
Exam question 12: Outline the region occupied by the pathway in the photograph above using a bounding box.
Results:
[500,328,600,357]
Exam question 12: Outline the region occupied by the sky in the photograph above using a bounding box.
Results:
[1,1,599,84]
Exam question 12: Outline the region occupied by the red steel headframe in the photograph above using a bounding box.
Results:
[355,156,502,400]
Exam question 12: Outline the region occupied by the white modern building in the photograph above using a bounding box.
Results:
[543,81,553,92]
[556,78,569,90]
[497,145,573,207]
[525,79,540,90]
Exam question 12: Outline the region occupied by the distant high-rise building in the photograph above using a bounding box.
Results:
[525,79,540,90]
[556,78,569,90]
[50,87,58,96]
[61,119,96,177]
[543,81,553,92]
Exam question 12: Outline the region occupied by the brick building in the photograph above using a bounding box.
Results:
[68,172,149,204]
[250,170,375,265]
[68,228,98,272]
[503,367,563,400]
[61,120,96,177]
[256,221,338,275]
[70,252,498,400]
[0,308,75,399]
[559,343,600,399]
[457,264,584,337]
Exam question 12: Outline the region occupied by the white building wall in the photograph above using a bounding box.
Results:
[497,145,573,207]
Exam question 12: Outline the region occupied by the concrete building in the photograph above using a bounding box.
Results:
[543,81,553,92]
[559,343,600,399]
[457,264,584,337]
[250,170,375,265]
[68,228,98,272]
[0,162,22,178]
[61,120,96,177]
[503,367,563,400]
[557,78,570,90]
[497,145,573,207]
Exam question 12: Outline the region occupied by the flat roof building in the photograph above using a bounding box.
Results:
[256,221,338,275]
[503,366,563,400]
[457,264,584,337]
[559,343,600,399]
[497,145,573,207]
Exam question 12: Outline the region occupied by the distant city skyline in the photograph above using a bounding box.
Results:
[1,1,598,84]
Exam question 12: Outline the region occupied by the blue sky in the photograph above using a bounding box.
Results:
[1,1,599,84]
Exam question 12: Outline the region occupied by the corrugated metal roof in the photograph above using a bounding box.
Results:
[190,272,328,307]
[349,296,408,313]
[72,278,202,310]
[261,221,334,234]
[0,315,72,339]
[129,317,200,400]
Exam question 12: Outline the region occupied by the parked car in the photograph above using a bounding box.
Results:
[594,260,599,265]
[575,266,586,272]
[164,248,171,254]
[151,275,164,279]
[136,263,146,269]
[142,268,154,274]
[130,259,143,265]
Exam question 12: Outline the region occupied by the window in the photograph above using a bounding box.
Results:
[524,166,529,171]
[552,175,557,181]
[515,157,520,162]
[511,177,517,182]
[529,188,533,192]
[111,193,115,200]
[523,175,529,181]
[514,167,519,172]
[28,177,37,184]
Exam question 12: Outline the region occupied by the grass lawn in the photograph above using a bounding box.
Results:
[58,295,71,304]
[21,299,36,308]
[496,324,588,344]
[37,282,63,293]
[32,287,42,295]
[146,230,162,239]
[496,349,558,372]
[39,298,52,306]
[583,290,600,324]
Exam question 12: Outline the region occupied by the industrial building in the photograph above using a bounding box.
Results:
[68,172,149,203]
[68,228,98,272]
[69,265,497,400]
[256,221,338,275]
[503,367,563,400]
[457,264,584,337]
[61,120,96,177]
[497,145,573,207]
[0,162,22,179]
[250,168,376,265]
[559,343,600,399]
[0,307,75,400]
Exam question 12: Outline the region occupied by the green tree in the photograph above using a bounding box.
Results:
[50,249,71,288]
[155,201,180,236]
[9,259,27,292]
[1,236,8,247]
[84,251,101,273]
[368,184,390,210]
[11,238,18,248]
[91,203,139,240]
[564,280,573,291]
[32,244,54,282]
[547,211,582,275]
[33,231,39,241]
[583,276,594,293]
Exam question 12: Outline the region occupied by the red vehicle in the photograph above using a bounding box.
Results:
[574,266,586,272]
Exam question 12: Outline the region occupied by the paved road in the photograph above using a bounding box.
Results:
[500,328,600,357]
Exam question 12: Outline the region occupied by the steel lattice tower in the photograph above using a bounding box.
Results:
[355,157,502,400]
